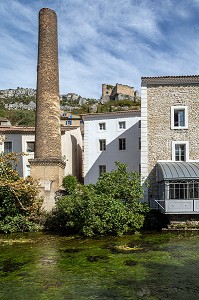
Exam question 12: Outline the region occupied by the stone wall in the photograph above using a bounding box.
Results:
[102,83,134,98]
[112,84,134,98]
[101,83,135,103]
[147,83,199,197]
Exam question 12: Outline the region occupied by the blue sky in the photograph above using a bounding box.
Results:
[1,0,199,98]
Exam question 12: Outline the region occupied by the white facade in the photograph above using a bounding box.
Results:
[0,126,82,181]
[83,111,141,184]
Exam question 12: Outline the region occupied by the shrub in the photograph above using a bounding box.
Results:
[47,163,149,236]
[0,152,43,233]
[62,175,78,195]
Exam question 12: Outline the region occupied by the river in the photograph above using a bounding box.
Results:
[0,231,199,300]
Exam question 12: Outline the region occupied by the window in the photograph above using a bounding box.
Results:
[119,138,126,150]
[99,165,106,176]
[26,165,30,177]
[4,141,12,153]
[169,181,199,199]
[138,120,141,128]
[172,141,189,161]
[26,142,35,152]
[171,106,188,129]
[99,122,106,130]
[175,144,185,161]
[99,139,106,151]
[118,121,126,129]
[66,120,72,125]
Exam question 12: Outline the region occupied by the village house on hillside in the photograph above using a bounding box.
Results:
[141,75,199,214]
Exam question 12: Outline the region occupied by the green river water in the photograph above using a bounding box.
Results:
[0,231,198,300]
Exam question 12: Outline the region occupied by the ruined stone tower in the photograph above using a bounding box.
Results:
[29,8,65,210]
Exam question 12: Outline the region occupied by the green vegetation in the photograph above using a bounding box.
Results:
[0,232,199,299]
[70,99,140,114]
[0,95,36,126]
[0,107,35,126]
[62,174,78,194]
[46,162,149,236]
[0,152,43,233]
[7,110,35,126]
[0,93,140,125]
[0,96,35,106]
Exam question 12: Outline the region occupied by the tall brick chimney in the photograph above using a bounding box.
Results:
[29,8,65,210]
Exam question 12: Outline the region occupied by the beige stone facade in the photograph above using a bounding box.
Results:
[141,76,199,210]
[102,83,134,99]
[29,160,65,210]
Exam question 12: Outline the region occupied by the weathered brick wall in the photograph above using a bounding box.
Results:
[30,8,65,210]
[147,84,199,197]
[35,8,61,159]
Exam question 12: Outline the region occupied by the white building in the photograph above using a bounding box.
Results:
[0,125,82,182]
[83,111,141,184]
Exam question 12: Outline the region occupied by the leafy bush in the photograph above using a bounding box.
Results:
[46,163,149,236]
[0,152,43,233]
[62,175,78,195]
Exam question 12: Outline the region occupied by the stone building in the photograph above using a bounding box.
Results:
[101,83,139,103]
[141,75,199,214]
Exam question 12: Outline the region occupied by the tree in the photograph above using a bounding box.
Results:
[0,152,43,233]
[47,163,149,236]
[62,175,78,195]
[95,162,144,205]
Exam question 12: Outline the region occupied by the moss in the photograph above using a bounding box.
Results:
[0,232,199,299]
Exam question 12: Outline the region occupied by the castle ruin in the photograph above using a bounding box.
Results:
[101,83,139,103]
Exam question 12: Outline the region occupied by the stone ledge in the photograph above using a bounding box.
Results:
[29,158,66,168]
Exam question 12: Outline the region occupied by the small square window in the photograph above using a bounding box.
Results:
[119,121,126,129]
[172,141,189,161]
[26,142,35,152]
[99,123,106,130]
[99,165,106,176]
[171,106,188,129]
[99,139,106,151]
[4,141,12,153]
[119,138,126,150]
[66,120,72,125]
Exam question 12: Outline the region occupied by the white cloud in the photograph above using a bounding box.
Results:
[0,0,199,98]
